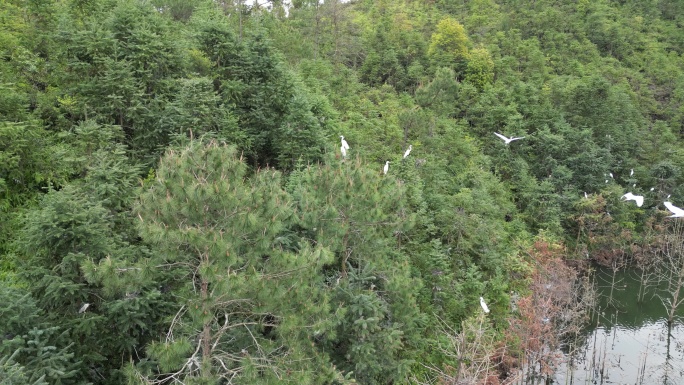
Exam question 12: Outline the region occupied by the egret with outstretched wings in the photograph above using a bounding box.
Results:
[664,201,684,218]
[494,132,525,144]
[622,192,644,207]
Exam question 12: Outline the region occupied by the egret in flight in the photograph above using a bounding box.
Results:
[621,192,644,207]
[480,297,490,313]
[403,145,412,159]
[340,136,350,151]
[494,132,525,145]
[383,161,389,175]
[664,201,684,218]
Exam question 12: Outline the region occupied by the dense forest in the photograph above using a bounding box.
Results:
[2,0,684,383]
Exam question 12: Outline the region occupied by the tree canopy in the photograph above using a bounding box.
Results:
[3,0,684,383]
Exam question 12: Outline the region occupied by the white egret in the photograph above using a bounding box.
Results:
[630,169,634,176]
[79,303,90,313]
[494,132,525,144]
[340,145,347,158]
[480,296,490,313]
[584,192,588,199]
[650,187,655,192]
[383,161,389,175]
[609,172,614,179]
[403,145,412,159]
[621,192,644,207]
[340,136,350,151]
[664,201,684,218]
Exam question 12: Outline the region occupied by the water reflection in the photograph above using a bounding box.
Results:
[555,266,684,384]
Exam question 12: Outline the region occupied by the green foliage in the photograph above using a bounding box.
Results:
[464,47,494,90]
[288,158,421,384]
[0,287,81,385]
[4,0,684,383]
[428,17,469,73]
[133,139,335,383]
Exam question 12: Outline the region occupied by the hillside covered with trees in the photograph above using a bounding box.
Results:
[2,0,684,383]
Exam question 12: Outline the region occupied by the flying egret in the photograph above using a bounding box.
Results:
[403,145,412,159]
[480,297,490,313]
[621,192,644,207]
[494,132,525,145]
[664,201,684,218]
[340,136,350,151]
[383,161,389,175]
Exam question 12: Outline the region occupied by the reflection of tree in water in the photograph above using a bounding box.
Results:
[557,245,684,385]
[500,241,595,384]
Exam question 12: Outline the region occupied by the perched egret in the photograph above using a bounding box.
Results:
[609,172,614,179]
[403,145,412,159]
[664,201,684,218]
[630,169,634,176]
[340,145,347,158]
[494,132,525,144]
[340,136,350,151]
[383,161,389,175]
[480,297,490,313]
[621,192,644,207]
[584,192,588,199]
[650,187,655,192]
[79,303,90,314]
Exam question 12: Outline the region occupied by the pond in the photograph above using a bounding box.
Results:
[554,266,684,385]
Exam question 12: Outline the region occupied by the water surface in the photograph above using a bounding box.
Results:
[554,266,684,385]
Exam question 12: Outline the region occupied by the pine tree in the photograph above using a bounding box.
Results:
[288,157,421,384]
[132,139,335,384]
[13,122,163,384]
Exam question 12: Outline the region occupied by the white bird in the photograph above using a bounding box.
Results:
[480,297,490,313]
[664,201,684,218]
[383,161,389,175]
[79,303,90,313]
[340,136,350,151]
[403,145,412,159]
[650,187,655,192]
[584,192,588,199]
[621,192,644,207]
[630,169,634,176]
[340,145,347,158]
[494,132,525,144]
[609,172,614,179]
